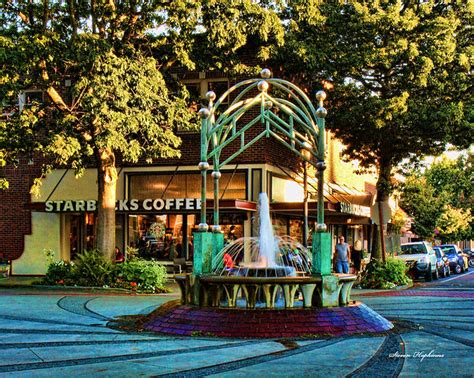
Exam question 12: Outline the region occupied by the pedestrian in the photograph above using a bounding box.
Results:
[352,239,362,274]
[115,247,124,263]
[334,236,351,274]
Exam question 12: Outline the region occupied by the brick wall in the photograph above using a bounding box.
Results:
[0,160,42,260]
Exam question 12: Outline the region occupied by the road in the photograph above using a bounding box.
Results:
[0,271,472,377]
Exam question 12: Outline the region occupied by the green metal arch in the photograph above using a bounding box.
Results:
[197,71,327,232]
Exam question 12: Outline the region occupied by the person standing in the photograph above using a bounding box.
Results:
[352,239,363,274]
[335,236,351,274]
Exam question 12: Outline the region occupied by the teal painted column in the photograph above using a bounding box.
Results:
[312,232,332,276]
[193,231,225,274]
[212,232,225,270]
[193,232,214,275]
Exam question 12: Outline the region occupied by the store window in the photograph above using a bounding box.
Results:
[271,175,304,202]
[129,171,247,200]
[128,212,245,261]
[181,79,230,131]
[129,214,184,261]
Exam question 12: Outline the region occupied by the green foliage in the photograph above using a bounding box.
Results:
[400,174,445,239]
[115,259,168,293]
[1,1,283,256]
[125,246,139,261]
[277,1,473,202]
[401,153,473,242]
[43,260,75,285]
[360,258,412,289]
[72,250,116,287]
[42,252,168,292]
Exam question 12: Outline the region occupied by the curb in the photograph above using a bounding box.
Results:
[0,282,133,294]
[352,282,413,295]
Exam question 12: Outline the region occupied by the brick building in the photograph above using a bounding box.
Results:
[1,69,381,275]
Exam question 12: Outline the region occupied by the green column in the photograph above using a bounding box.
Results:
[312,232,332,276]
[193,231,225,274]
[212,232,224,270]
[193,232,214,275]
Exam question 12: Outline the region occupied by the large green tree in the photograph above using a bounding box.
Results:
[400,153,473,242]
[0,1,283,260]
[276,0,473,258]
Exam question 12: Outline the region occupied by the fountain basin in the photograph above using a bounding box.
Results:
[234,266,297,277]
[175,273,358,309]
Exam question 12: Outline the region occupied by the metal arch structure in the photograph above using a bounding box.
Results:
[197,69,328,233]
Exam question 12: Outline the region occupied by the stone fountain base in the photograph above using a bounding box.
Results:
[144,300,393,338]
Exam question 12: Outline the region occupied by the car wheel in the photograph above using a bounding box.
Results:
[425,265,433,282]
[469,258,474,268]
[433,267,439,280]
[455,264,462,274]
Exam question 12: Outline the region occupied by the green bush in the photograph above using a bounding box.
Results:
[360,257,412,289]
[72,250,116,287]
[43,260,75,285]
[115,259,168,293]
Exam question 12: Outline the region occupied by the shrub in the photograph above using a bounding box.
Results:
[115,259,168,293]
[360,257,412,289]
[43,260,75,285]
[72,250,116,287]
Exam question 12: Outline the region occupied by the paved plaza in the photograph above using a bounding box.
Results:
[0,272,473,377]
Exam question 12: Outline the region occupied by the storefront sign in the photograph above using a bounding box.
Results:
[340,202,371,217]
[45,198,201,212]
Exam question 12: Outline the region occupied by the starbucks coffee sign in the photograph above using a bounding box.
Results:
[45,198,201,212]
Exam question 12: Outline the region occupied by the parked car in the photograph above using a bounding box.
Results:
[439,244,468,274]
[398,242,438,281]
[463,248,474,268]
[433,246,450,278]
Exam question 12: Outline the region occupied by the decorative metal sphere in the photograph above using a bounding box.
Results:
[257,80,269,92]
[316,161,326,171]
[264,100,273,110]
[198,162,209,171]
[206,91,216,102]
[211,225,222,233]
[211,171,221,179]
[316,90,327,102]
[316,223,328,232]
[260,68,272,79]
[199,108,210,119]
[198,223,209,232]
[302,142,312,151]
[316,106,327,118]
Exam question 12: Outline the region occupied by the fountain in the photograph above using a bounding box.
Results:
[213,193,310,278]
[143,70,393,338]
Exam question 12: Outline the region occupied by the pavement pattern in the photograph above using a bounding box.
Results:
[0,271,472,377]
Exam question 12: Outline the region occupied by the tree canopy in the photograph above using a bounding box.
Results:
[276,0,472,198]
[0,0,284,258]
[400,153,473,242]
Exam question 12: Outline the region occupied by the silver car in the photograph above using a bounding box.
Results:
[398,242,438,281]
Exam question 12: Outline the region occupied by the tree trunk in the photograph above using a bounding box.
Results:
[96,148,117,261]
[372,159,393,261]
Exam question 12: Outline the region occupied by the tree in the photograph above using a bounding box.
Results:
[400,173,447,240]
[0,1,284,260]
[400,153,473,242]
[275,1,473,258]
